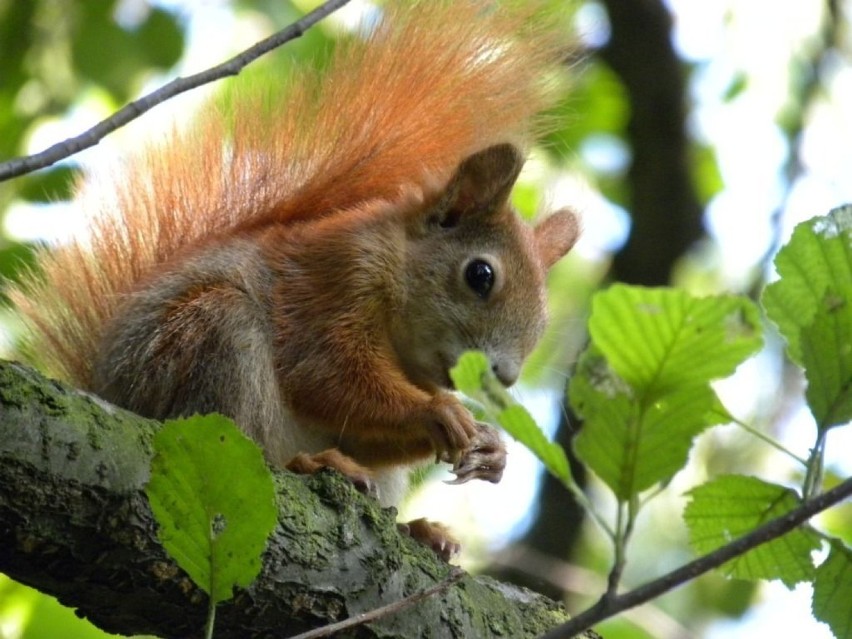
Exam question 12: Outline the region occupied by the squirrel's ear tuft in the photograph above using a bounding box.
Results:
[535,208,580,269]
[446,144,525,218]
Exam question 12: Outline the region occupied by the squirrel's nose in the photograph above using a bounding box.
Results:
[492,360,519,387]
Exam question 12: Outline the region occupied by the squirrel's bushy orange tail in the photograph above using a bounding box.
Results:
[10,0,573,387]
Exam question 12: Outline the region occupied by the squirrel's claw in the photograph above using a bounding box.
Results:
[445,422,506,485]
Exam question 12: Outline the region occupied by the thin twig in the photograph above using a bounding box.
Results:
[539,475,852,639]
[0,0,352,183]
[285,568,465,639]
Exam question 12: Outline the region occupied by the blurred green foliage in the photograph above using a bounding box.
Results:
[2,2,845,639]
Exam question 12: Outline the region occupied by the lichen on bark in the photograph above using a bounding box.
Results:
[0,360,583,638]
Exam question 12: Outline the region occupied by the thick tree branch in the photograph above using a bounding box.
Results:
[0,360,584,639]
[0,0,352,183]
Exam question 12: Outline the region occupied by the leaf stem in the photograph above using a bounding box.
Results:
[802,429,827,501]
[608,494,642,598]
[205,599,216,639]
[568,484,616,540]
[728,414,807,465]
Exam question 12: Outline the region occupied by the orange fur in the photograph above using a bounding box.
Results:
[10,0,571,388]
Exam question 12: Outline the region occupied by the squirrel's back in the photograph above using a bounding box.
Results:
[10,0,572,386]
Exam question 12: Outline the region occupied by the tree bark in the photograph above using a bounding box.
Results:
[0,360,592,639]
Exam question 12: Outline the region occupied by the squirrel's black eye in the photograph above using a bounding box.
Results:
[464,259,495,299]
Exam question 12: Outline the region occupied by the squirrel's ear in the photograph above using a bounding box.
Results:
[441,144,525,221]
[535,208,581,269]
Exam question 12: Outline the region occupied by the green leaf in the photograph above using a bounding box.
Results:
[497,404,572,487]
[137,8,184,69]
[571,349,725,499]
[812,541,852,639]
[684,475,820,587]
[570,286,761,500]
[722,72,748,102]
[763,205,852,365]
[450,350,491,397]
[691,142,724,205]
[588,285,763,398]
[800,284,852,430]
[145,414,277,604]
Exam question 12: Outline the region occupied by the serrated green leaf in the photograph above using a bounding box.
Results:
[812,541,852,639]
[145,414,277,604]
[498,404,572,487]
[589,285,763,398]
[450,351,490,397]
[571,349,724,499]
[800,285,852,430]
[570,285,757,501]
[763,206,852,365]
[684,475,820,587]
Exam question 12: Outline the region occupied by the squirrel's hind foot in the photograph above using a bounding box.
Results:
[286,448,377,498]
[398,518,461,562]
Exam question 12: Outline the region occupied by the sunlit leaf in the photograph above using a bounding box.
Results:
[571,286,761,500]
[145,414,277,604]
[722,72,748,102]
[684,475,820,587]
[498,403,572,487]
[812,541,852,639]
[571,348,724,499]
[800,284,852,430]
[588,285,763,398]
[691,142,724,204]
[763,205,852,365]
[450,350,490,397]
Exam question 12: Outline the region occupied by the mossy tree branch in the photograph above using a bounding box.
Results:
[0,360,579,639]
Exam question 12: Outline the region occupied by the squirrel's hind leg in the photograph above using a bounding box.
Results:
[398,518,460,562]
[286,448,377,497]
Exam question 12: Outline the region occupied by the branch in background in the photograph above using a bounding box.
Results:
[540,474,852,639]
[0,0,352,183]
[600,0,705,286]
[0,360,578,639]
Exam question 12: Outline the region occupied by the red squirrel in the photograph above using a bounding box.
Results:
[10,1,579,558]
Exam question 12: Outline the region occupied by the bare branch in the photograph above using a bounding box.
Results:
[540,475,852,639]
[0,0,352,183]
[287,568,464,639]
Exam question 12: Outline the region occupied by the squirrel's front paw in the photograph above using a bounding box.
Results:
[446,422,506,485]
[424,392,479,465]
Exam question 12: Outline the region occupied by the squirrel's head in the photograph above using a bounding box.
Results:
[392,144,579,391]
